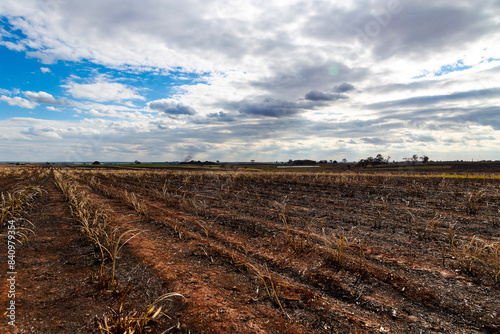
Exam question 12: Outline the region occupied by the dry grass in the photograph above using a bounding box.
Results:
[464,188,487,215]
[246,262,289,319]
[322,228,354,269]
[20,165,499,332]
[122,191,149,219]
[55,171,140,288]
[54,170,186,332]
[451,236,500,283]
[0,184,45,244]
[94,227,141,288]
[99,290,185,334]
[274,196,291,239]
[1,185,45,223]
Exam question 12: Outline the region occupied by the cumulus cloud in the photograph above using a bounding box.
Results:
[21,127,62,139]
[148,99,196,116]
[24,91,68,106]
[40,67,51,73]
[63,76,144,102]
[0,95,38,109]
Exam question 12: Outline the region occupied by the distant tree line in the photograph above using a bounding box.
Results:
[180,160,218,165]
[403,155,429,165]
[357,154,390,167]
[357,154,430,167]
[287,159,317,165]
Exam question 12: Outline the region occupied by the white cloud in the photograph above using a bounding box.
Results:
[0,40,25,51]
[22,126,62,139]
[24,91,59,105]
[40,67,51,73]
[46,106,60,112]
[86,108,145,119]
[148,99,196,116]
[63,76,144,102]
[0,95,38,109]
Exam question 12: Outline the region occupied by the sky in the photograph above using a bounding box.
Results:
[0,0,499,163]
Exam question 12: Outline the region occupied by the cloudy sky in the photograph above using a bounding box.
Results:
[0,0,499,162]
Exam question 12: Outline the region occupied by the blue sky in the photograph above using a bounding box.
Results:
[0,0,499,162]
[0,44,205,120]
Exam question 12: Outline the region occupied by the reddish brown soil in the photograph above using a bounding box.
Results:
[1,167,500,333]
[1,171,186,333]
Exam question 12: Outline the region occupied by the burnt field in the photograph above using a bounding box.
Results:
[1,166,499,333]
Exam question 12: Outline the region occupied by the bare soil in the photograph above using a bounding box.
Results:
[1,166,500,333]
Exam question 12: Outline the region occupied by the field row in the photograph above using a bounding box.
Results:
[66,168,500,332]
[1,167,499,333]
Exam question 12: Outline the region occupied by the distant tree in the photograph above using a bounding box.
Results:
[319,160,328,164]
[92,161,100,165]
[403,154,419,166]
[342,158,347,163]
[420,155,429,164]
[251,160,255,163]
[357,154,389,167]
[134,160,141,164]
[405,154,417,165]
[375,154,385,164]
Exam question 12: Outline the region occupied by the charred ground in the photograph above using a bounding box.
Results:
[1,165,499,333]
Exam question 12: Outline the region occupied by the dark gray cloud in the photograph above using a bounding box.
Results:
[447,106,500,130]
[304,82,356,101]
[364,104,500,132]
[237,99,301,117]
[406,134,437,143]
[231,98,326,118]
[206,111,237,122]
[304,90,346,101]
[369,1,500,60]
[361,137,387,145]
[334,83,356,93]
[251,62,370,100]
[302,0,499,61]
[149,100,196,115]
[190,111,239,125]
[368,88,500,110]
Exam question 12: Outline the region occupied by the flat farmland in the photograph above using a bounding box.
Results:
[1,166,499,333]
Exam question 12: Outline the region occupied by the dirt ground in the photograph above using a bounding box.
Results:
[1,166,499,333]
